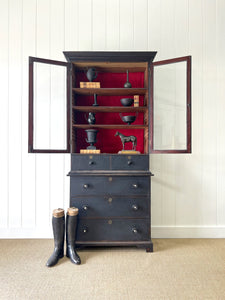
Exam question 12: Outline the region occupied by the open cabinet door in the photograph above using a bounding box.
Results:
[150,56,191,153]
[28,57,71,153]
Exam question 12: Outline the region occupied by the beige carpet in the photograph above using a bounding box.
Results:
[0,239,225,300]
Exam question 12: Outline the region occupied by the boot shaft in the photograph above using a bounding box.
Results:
[46,208,65,267]
[52,209,65,247]
[66,207,79,245]
[66,207,81,265]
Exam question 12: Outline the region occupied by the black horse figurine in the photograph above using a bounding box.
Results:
[115,132,137,151]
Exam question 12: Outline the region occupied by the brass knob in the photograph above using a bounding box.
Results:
[83,184,89,189]
[132,228,138,234]
[83,227,88,233]
[132,183,138,188]
[108,197,113,203]
[132,204,138,211]
[83,205,88,211]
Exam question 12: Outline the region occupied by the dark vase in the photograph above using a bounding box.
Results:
[86,68,98,82]
[85,129,98,149]
[124,70,132,88]
[93,94,99,106]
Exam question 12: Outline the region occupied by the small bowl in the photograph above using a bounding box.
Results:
[120,98,134,107]
[121,115,136,125]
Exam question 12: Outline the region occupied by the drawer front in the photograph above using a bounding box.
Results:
[71,154,110,170]
[70,176,150,196]
[71,154,149,171]
[71,196,149,218]
[111,155,149,171]
[76,218,149,241]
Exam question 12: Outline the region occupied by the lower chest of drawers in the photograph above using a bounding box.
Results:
[68,155,152,251]
[69,175,150,242]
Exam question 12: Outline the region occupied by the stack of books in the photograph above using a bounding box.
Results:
[134,95,139,107]
[80,149,101,154]
[80,82,100,88]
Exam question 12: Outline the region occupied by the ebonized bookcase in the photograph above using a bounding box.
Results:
[28,51,191,252]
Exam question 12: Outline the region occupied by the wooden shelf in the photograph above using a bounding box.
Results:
[73,106,147,112]
[73,124,147,129]
[72,88,147,96]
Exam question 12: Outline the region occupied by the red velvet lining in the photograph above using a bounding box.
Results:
[74,71,145,153]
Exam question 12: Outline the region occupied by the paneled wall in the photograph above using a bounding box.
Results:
[0,0,225,238]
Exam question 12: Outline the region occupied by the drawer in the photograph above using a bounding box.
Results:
[70,196,149,218]
[71,154,149,171]
[71,154,110,170]
[111,155,149,171]
[76,218,150,241]
[70,176,150,196]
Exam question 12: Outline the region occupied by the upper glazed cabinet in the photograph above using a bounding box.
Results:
[28,52,191,154]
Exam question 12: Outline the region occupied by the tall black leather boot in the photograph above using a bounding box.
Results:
[66,207,81,265]
[46,208,65,267]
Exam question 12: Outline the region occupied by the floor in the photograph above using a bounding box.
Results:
[0,239,225,300]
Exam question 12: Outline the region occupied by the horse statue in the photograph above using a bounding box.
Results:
[115,131,137,151]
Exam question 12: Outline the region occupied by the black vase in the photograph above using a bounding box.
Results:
[85,129,98,149]
[86,68,98,82]
[93,94,99,106]
[124,70,132,88]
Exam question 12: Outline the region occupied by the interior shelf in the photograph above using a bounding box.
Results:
[72,88,147,96]
[72,61,148,73]
[73,106,147,112]
[73,124,147,129]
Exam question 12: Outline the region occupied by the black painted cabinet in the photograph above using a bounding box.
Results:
[69,154,153,251]
[28,51,192,252]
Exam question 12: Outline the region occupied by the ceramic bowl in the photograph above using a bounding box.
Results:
[120,98,134,106]
[121,115,136,125]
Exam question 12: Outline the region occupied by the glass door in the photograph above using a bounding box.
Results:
[28,57,71,153]
[150,56,191,153]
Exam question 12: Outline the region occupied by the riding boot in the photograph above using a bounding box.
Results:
[66,207,81,265]
[46,208,65,267]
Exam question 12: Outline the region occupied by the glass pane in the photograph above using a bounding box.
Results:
[153,61,187,150]
[33,62,67,150]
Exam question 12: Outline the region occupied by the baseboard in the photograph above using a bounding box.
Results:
[0,226,225,239]
[152,226,225,238]
[0,227,52,239]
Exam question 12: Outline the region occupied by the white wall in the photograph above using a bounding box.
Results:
[0,0,225,238]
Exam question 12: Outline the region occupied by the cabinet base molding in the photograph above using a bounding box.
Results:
[75,240,153,252]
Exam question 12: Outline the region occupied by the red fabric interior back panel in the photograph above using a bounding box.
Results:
[74,71,146,153]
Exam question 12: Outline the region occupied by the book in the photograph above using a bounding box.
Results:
[80,82,100,88]
[80,149,101,154]
[134,95,139,107]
